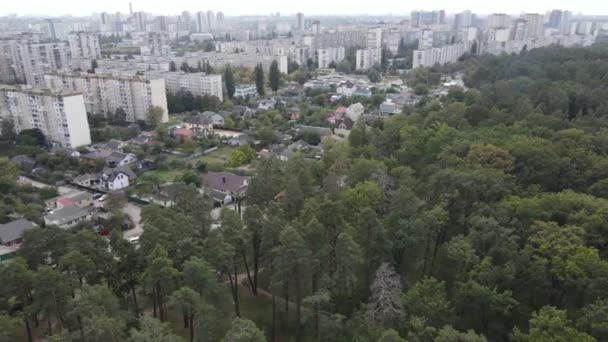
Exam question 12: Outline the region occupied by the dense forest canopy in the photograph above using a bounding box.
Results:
[2,44,608,341]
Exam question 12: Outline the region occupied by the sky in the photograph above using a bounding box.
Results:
[1,0,608,17]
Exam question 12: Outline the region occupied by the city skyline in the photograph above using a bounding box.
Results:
[2,0,608,17]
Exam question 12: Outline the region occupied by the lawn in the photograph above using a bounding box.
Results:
[188,146,235,168]
[141,169,185,182]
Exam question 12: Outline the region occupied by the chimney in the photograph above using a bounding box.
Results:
[222,177,226,183]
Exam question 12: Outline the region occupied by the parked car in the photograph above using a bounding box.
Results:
[98,194,109,202]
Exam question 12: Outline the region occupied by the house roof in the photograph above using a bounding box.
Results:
[82,149,113,160]
[174,128,194,137]
[0,218,37,244]
[185,115,212,125]
[57,198,75,207]
[202,172,249,194]
[107,151,133,163]
[44,206,91,226]
[105,139,124,150]
[335,106,348,114]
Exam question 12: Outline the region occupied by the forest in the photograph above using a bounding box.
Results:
[2,43,608,341]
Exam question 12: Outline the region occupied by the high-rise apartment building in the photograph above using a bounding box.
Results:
[144,71,223,101]
[13,41,71,87]
[296,13,305,31]
[454,10,474,30]
[0,85,91,147]
[413,43,469,68]
[68,32,101,59]
[317,47,345,68]
[44,72,168,123]
[523,13,544,38]
[367,27,383,49]
[206,11,215,31]
[133,32,169,56]
[355,48,382,70]
[411,10,445,27]
[488,13,509,29]
[134,11,147,31]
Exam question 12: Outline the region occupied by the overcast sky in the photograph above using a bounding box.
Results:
[2,0,607,17]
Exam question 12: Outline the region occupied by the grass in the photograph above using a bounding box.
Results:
[141,169,185,182]
[188,146,235,168]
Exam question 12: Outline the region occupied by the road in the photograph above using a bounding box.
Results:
[18,176,75,194]
[122,203,143,239]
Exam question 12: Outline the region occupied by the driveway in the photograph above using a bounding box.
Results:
[121,203,143,239]
[18,176,74,194]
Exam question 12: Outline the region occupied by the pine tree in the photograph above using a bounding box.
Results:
[224,65,236,99]
[269,60,280,93]
[254,64,265,96]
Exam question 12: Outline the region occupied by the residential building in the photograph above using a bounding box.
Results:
[44,205,93,229]
[234,84,258,98]
[367,27,383,49]
[454,10,474,30]
[296,13,305,31]
[68,32,101,59]
[133,31,169,56]
[411,10,446,27]
[523,13,545,38]
[144,71,223,101]
[12,41,70,87]
[413,43,469,68]
[355,48,382,70]
[45,72,168,123]
[0,85,91,147]
[488,13,509,29]
[201,171,250,198]
[0,219,37,246]
[317,47,345,68]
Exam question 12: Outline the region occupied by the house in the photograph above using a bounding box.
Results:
[44,205,93,229]
[227,134,251,146]
[129,132,155,146]
[137,159,156,170]
[149,183,180,207]
[210,189,233,205]
[258,98,277,111]
[201,172,250,198]
[234,85,258,98]
[46,190,95,209]
[50,147,81,158]
[336,81,357,96]
[346,103,365,122]
[102,170,131,191]
[380,99,399,115]
[174,127,195,139]
[201,111,225,127]
[233,105,255,118]
[353,88,373,97]
[11,155,36,173]
[0,218,37,246]
[104,139,126,151]
[184,115,214,136]
[106,152,138,168]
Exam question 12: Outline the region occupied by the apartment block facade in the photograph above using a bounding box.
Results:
[317,47,345,68]
[0,85,91,147]
[68,32,101,59]
[144,71,223,101]
[355,48,382,70]
[45,72,169,123]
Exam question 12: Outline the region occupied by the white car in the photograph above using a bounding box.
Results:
[127,236,140,244]
[98,194,109,202]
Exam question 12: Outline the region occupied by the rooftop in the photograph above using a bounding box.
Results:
[0,219,37,244]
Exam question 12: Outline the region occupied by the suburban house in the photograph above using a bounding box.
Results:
[103,139,126,151]
[46,190,95,210]
[106,152,138,168]
[173,127,195,139]
[258,98,277,111]
[73,167,136,191]
[44,205,93,229]
[201,172,250,204]
[0,218,37,246]
[184,114,214,136]
[149,183,180,208]
[346,103,365,122]
[102,170,131,191]
[11,155,36,173]
[202,111,225,127]
[380,99,399,115]
[0,218,37,261]
[129,132,156,146]
[233,105,255,118]
[353,88,373,97]
[298,125,333,138]
[50,147,81,158]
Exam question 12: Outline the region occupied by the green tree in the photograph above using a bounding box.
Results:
[378,329,406,342]
[147,106,165,127]
[127,316,184,342]
[225,65,236,99]
[222,318,266,342]
[513,306,595,342]
[169,287,203,342]
[254,63,266,96]
[142,245,180,322]
[67,285,126,342]
[269,60,280,92]
[403,277,453,328]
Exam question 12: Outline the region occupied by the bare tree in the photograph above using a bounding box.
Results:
[367,263,404,327]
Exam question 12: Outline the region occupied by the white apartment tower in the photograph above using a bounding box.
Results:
[317,47,345,68]
[134,32,170,56]
[296,13,305,31]
[68,32,101,59]
[0,85,91,147]
[523,13,545,38]
[488,13,509,29]
[355,48,382,70]
[144,71,224,101]
[44,72,168,124]
[367,28,383,49]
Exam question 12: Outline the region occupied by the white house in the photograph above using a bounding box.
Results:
[346,103,365,122]
[104,171,131,191]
